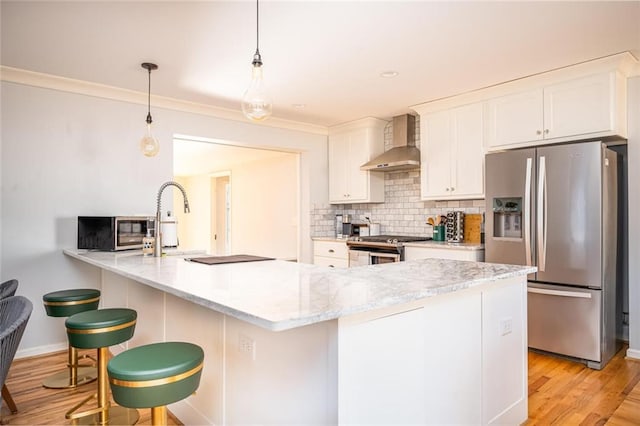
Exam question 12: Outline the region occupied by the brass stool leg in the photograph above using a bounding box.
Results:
[43,344,97,389]
[66,347,139,425]
[97,347,109,425]
[151,406,167,426]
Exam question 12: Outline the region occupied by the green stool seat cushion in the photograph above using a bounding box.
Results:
[108,342,204,408]
[43,288,100,317]
[65,308,136,349]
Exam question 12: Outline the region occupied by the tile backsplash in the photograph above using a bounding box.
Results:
[311,115,486,238]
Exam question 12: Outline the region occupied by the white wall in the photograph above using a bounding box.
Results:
[174,175,212,251]
[627,76,640,359]
[0,80,327,356]
[230,153,298,260]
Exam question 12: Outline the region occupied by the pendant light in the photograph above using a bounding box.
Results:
[241,0,272,122]
[140,62,160,157]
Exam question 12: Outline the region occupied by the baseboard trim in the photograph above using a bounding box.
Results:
[16,342,68,360]
[169,399,211,425]
[627,348,640,360]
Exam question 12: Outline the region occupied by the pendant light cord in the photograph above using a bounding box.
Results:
[146,67,153,124]
[252,0,262,66]
[256,0,259,54]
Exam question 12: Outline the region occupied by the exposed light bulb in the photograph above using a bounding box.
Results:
[140,123,160,157]
[140,62,159,157]
[242,63,272,121]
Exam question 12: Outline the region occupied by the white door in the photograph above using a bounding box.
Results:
[211,175,230,255]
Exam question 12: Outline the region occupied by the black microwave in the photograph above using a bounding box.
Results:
[78,216,154,251]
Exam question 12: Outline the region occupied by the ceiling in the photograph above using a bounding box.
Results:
[2,1,639,127]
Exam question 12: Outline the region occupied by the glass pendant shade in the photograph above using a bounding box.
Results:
[140,122,160,157]
[242,64,272,121]
[140,62,159,157]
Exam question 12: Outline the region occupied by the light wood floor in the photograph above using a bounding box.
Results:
[527,346,640,425]
[2,347,640,424]
[0,349,181,425]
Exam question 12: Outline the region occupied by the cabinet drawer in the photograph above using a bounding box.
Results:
[314,256,349,269]
[313,241,348,259]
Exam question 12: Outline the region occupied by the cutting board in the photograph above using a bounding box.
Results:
[185,255,274,265]
[463,214,483,244]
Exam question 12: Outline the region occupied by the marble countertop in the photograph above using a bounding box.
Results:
[64,249,534,332]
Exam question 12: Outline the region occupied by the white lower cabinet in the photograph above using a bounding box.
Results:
[404,245,485,262]
[338,276,527,425]
[313,240,348,268]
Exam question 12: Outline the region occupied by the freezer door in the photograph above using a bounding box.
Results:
[485,149,536,269]
[536,142,604,287]
[528,283,601,362]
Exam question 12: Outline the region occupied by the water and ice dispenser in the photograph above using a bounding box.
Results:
[492,197,522,239]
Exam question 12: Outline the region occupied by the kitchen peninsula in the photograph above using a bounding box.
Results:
[64,249,535,425]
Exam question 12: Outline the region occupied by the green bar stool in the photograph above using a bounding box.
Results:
[42,289,100,389]
[108,342,204,426]
[65,308,139,425]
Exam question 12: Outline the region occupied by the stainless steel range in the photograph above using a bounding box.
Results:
[347,235,432,266]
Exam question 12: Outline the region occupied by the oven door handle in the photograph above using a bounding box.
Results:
[372,252,401,259]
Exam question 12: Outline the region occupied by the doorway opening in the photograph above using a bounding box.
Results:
[173,137,300,259]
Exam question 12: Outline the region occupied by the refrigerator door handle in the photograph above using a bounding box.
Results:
[537,156,547,271]
[527,287,592,299]
[524,158,533,266]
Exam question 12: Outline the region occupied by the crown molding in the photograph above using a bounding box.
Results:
[411,51,640,115]
[0,66,328,136]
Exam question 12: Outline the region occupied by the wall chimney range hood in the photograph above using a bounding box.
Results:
[360,114,419,172]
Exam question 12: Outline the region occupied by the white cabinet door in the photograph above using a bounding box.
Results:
[328,133,349,202]
[345,128,371,202]
[487,71,624,151]
[452,103,484,198]
[328,119,385,204]
[421,110,452,198]
[487,89,544,149]
[544,72,615,139]
[420,102,485,200]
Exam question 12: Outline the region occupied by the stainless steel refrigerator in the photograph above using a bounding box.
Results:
[485,141,621,369]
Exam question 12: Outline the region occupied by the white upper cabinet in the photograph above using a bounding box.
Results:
[329,118,386,204]
[487,71,626,150]
[487,89,544,147]
[418,102,484,200]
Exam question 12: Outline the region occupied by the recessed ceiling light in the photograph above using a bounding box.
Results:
[292,103,306,109]
[380,71,399,78]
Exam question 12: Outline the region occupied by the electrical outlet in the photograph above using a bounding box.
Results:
[500,317,513,336]
[239,334,256,360]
